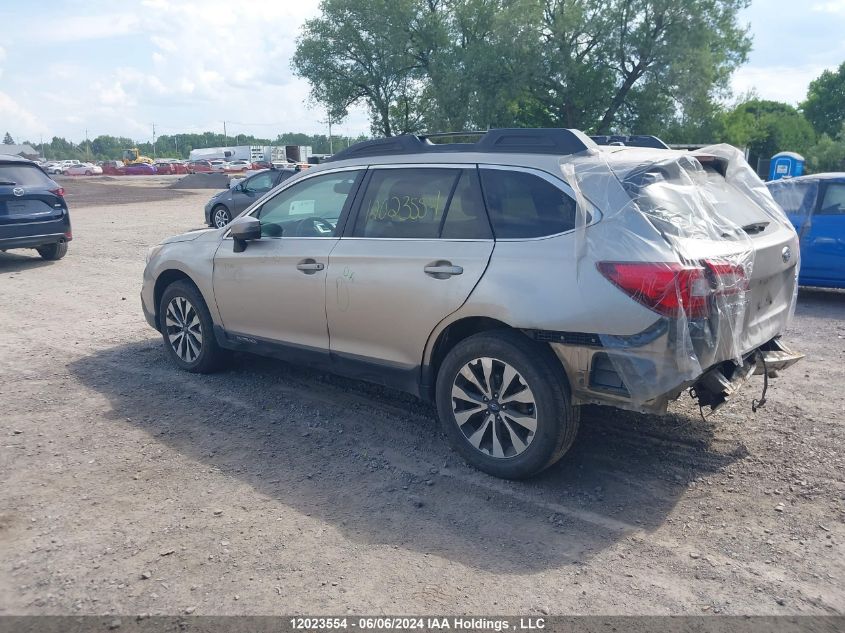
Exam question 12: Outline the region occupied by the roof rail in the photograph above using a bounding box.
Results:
[326,128,596,162]
[419,130,487,141]
[590,135,670,150]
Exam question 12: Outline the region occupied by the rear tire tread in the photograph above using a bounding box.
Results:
[435,329,580,479]
[37,242,68,261]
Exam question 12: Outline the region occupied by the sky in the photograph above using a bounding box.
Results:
[1,0,845,146]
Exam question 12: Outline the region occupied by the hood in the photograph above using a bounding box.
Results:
[161,228,216,244]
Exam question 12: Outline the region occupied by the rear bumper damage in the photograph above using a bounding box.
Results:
[545,329,803,415]
[555,142,804,415]
[690,338,804,412]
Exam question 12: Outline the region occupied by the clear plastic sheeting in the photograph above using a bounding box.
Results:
[561,144,800,408]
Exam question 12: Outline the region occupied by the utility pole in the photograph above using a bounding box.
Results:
[152,123,157,159]
[223,121,227,146]
[328,118,333,155]
[85,128,90,160]
[174,135,179,158]
[40,134,45,160]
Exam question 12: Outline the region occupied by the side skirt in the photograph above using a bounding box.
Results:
[213,326,423,397]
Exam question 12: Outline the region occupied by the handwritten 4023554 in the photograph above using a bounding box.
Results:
[366,192,443,222]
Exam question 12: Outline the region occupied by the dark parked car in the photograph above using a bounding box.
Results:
[187,160,213,173]
[125,163,157,175]
[204,168,295,228]
[100,160,126,175]
[0,154,72,260]
[767,173,845,289]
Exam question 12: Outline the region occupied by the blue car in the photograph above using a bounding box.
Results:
[768,173,845,289]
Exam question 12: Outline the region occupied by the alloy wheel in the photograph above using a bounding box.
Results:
[450,357,537,459]
[165,296,203,363]
[213,208,231,228]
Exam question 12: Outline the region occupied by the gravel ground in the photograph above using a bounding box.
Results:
[0,179,843,616]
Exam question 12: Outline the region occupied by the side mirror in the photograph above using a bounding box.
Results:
[230,216,261,253]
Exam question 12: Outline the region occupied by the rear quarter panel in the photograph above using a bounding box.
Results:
[441,226,664,337]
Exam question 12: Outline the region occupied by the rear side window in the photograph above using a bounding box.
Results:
[818,183,845,215]
[479,169,577,238]
[0,164,54,187]
[275,170,295,185]
[352,168,491,239]
[768,180,818,219]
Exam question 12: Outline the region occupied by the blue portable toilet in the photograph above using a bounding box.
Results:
[769,151,805,181]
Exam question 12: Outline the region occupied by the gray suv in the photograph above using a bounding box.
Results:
[142,129,802,479]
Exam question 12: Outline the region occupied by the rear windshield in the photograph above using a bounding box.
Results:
[0,164,54,187]
[624,158,773,233]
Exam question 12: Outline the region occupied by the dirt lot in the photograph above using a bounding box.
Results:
[1,177,843,616]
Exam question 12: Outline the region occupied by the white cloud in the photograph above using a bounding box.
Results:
[811,1,845,15]
[35,13,140,43]
[731,64,831,105]
[0,92,47,138]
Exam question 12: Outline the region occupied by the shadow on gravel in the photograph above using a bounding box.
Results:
[796,287,845,319]
[70,340,745,574]
[0,251,54,271]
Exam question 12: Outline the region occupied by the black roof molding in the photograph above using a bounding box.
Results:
[590,135,670,149]
[326,128,597,162]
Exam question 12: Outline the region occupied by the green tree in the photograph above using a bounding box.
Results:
[721,99,815,169]
[531,0,751,134]
[804,124,845,173]
[292,0,426,136]
[410,0,540,131]
[294,0,751,137]
[2,132,14,144]
[802,62,845,138]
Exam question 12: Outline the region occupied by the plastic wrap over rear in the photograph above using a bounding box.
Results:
[561,144,800,406]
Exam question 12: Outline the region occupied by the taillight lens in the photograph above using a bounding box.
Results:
[703,260,748,295]
[597,260,746,320]
[50,187,65,197]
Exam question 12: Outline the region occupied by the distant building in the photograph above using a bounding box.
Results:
[188,144,312,163]
[1,144,41,160]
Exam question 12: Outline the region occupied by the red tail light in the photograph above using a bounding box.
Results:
[597,260,746,320]
[50,187,65,197]
[703,260,748,295]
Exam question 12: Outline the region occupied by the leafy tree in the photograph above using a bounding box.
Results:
[294,0,751,137]
[530,0,751,134]
[410,0,540,131]
[721,99,815,169]
[802,62,845,138]
[804,124,845,173]
[2,132,14,145]
[292,0,426,136]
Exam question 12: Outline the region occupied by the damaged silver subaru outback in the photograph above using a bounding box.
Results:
[141,129,803,479]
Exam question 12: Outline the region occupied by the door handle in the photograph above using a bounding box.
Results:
[424,261,463,279]
[296,259,325,274]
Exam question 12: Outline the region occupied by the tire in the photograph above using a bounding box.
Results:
[37,242,68,261]
[211,205,232,228]
[435,330,580,479]
[85,170,92,176]
[159,280,226,373]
